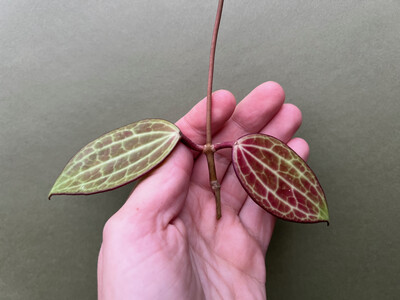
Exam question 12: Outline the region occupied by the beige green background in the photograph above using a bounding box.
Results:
[1,1,399,299]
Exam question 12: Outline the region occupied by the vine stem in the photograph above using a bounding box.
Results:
[180,133,204,152]
[214,141,234,151]
[205,0,224,220]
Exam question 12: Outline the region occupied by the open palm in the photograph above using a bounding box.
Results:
[97,82,309,299]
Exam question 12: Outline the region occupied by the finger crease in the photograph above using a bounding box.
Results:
[231,115,249,133]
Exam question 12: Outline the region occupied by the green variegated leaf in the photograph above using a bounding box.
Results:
[232,134,329,223]
[49,119,181,198]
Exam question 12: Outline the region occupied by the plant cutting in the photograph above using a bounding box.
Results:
[49,1,329,225]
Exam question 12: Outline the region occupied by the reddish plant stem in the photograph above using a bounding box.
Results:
[205,0,224,220]
[206,0,224,145]
[214,141,234,151]
[180,133,204,152]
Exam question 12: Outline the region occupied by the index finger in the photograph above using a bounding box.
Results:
[176,90,236,157]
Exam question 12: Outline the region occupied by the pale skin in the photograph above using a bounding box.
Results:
[97,81,309,299]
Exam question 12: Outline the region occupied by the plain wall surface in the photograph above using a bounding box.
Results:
[1,1,399,299]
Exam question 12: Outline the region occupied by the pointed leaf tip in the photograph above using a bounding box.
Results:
[232,134,329,224]
[49,119,181,197]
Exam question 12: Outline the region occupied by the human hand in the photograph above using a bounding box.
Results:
[97,81,308,299]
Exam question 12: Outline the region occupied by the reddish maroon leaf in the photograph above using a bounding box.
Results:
[232,134,329,223]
